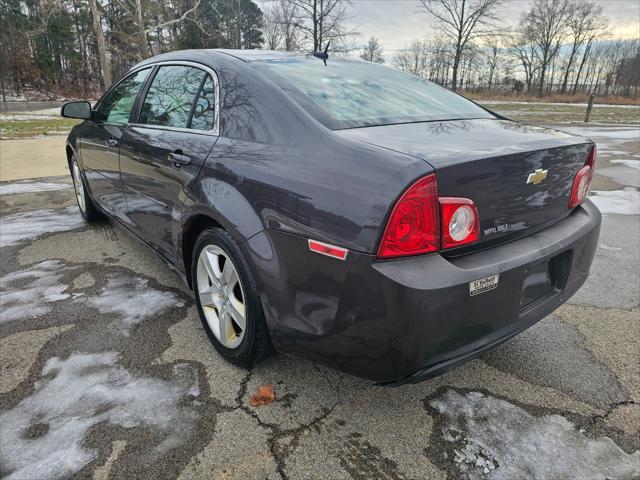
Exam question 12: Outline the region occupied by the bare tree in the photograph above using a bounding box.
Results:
[274,0,301,50]
[360,37,384,63]
[114,0,202,59]
[427,36,453,84]
[134,0,149,58]
[263,3,283,49]
[394,40,429,77]
[263,0,302,51]
[458,45,481,89]
[482,31,507,91]
[560,0,607,94]
[570,7,609,95]
[599,39,638,95]
[520,0,571,96]
[509,27,538,93]
[88,0,112,88]
[417,0,505,91]
[617,48,640,96]
[286,0,353,51]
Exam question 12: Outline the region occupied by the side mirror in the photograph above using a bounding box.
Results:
[61,101,92,120]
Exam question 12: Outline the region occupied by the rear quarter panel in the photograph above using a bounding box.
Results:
[183,55,433,255]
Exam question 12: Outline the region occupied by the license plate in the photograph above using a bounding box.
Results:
[469,274,499,296]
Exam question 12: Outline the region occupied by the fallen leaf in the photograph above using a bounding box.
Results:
[250,384,275,406]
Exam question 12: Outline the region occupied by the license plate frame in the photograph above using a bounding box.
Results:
[520,260,555,308]
[469,274,499,296]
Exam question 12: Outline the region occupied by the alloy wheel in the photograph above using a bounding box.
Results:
[72,160,86,213]
[196,245,247,349]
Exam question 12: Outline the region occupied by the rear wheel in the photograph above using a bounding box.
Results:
[71,155,102,222]
[192,228,272,367]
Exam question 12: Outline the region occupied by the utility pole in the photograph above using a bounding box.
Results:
[584,93,595,123]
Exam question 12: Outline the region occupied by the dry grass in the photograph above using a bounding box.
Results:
[0,118,80,139]
[462,91,640,106]
[478,101,640,125]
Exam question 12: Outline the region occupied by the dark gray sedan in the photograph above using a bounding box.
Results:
[61,49,601,385]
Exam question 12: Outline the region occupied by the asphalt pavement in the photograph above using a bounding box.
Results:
[0,125,639,480]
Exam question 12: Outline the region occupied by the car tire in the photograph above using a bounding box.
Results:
[70,155,102,222]
[192,228,273,367]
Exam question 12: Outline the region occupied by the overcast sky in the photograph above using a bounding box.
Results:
[258,0,640,58]
[348,0,639,55]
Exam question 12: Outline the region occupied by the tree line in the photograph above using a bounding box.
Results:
[1,0,638,101]
[395,0,639,98]
[1,0,265,99]
[0,0,354,99]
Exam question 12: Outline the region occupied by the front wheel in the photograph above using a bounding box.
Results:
[70,155,102,222]
[192,228,272,367]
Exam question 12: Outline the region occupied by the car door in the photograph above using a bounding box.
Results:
[118,63,218,261]
[80,68,152,219]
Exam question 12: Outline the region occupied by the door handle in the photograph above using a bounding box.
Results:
[105,139,119,148]
[168,152,191,167]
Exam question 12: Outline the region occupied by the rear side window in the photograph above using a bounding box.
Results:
[190,76,216,131]
[97,68,151,124]
[140,66,205,128]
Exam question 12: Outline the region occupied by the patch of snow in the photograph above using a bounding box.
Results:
[0,262,184,330]
[501,110,555,116]
[560,126,640,141]
[549,126,639,163]
[0,206,85,247]
[0,352,199,480]
[610,159,640,170]
[481,100,640,109]
[0,181,71,195]
[589,188,640,215]
[431,390,640,480]
[0,113,59,121]
[32,107,63,116]
[0,260,75,323]
[84,273,184,334]
[451,440,497,474]
[0,107,62,121]
[598,149,634,157]
[3,94,27,101]
[598,243,623,251]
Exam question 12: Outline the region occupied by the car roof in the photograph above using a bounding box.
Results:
[213,49,306,62]
[136,49,365,66]
[133,49,314,74]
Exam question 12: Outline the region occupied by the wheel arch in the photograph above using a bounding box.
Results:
[181,174,267,289]
[65,143,76,170]
[181,213,224,289]
[179,208,267,294]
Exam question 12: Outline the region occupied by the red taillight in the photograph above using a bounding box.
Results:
[440,198,480,249]
[377,174,439,258]
[569,146,597,209]
[377,175,480,259]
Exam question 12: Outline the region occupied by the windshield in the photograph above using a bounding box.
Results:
[253,58,495,130]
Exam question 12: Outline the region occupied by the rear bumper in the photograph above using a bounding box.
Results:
[246,200,601,384]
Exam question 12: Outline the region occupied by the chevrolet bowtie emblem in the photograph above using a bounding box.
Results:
[526,168,548,185]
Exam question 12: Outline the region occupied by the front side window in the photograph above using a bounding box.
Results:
[139,66,205,128]
[190,76,216,131]
[97,68,151,124]
[254,59,495,130]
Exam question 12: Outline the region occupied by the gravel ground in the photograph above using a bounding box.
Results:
[0,124,639,480]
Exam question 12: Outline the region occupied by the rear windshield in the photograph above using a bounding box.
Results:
[253,58,495,130]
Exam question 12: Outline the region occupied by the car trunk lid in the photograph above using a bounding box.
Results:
[336,119,593,252]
